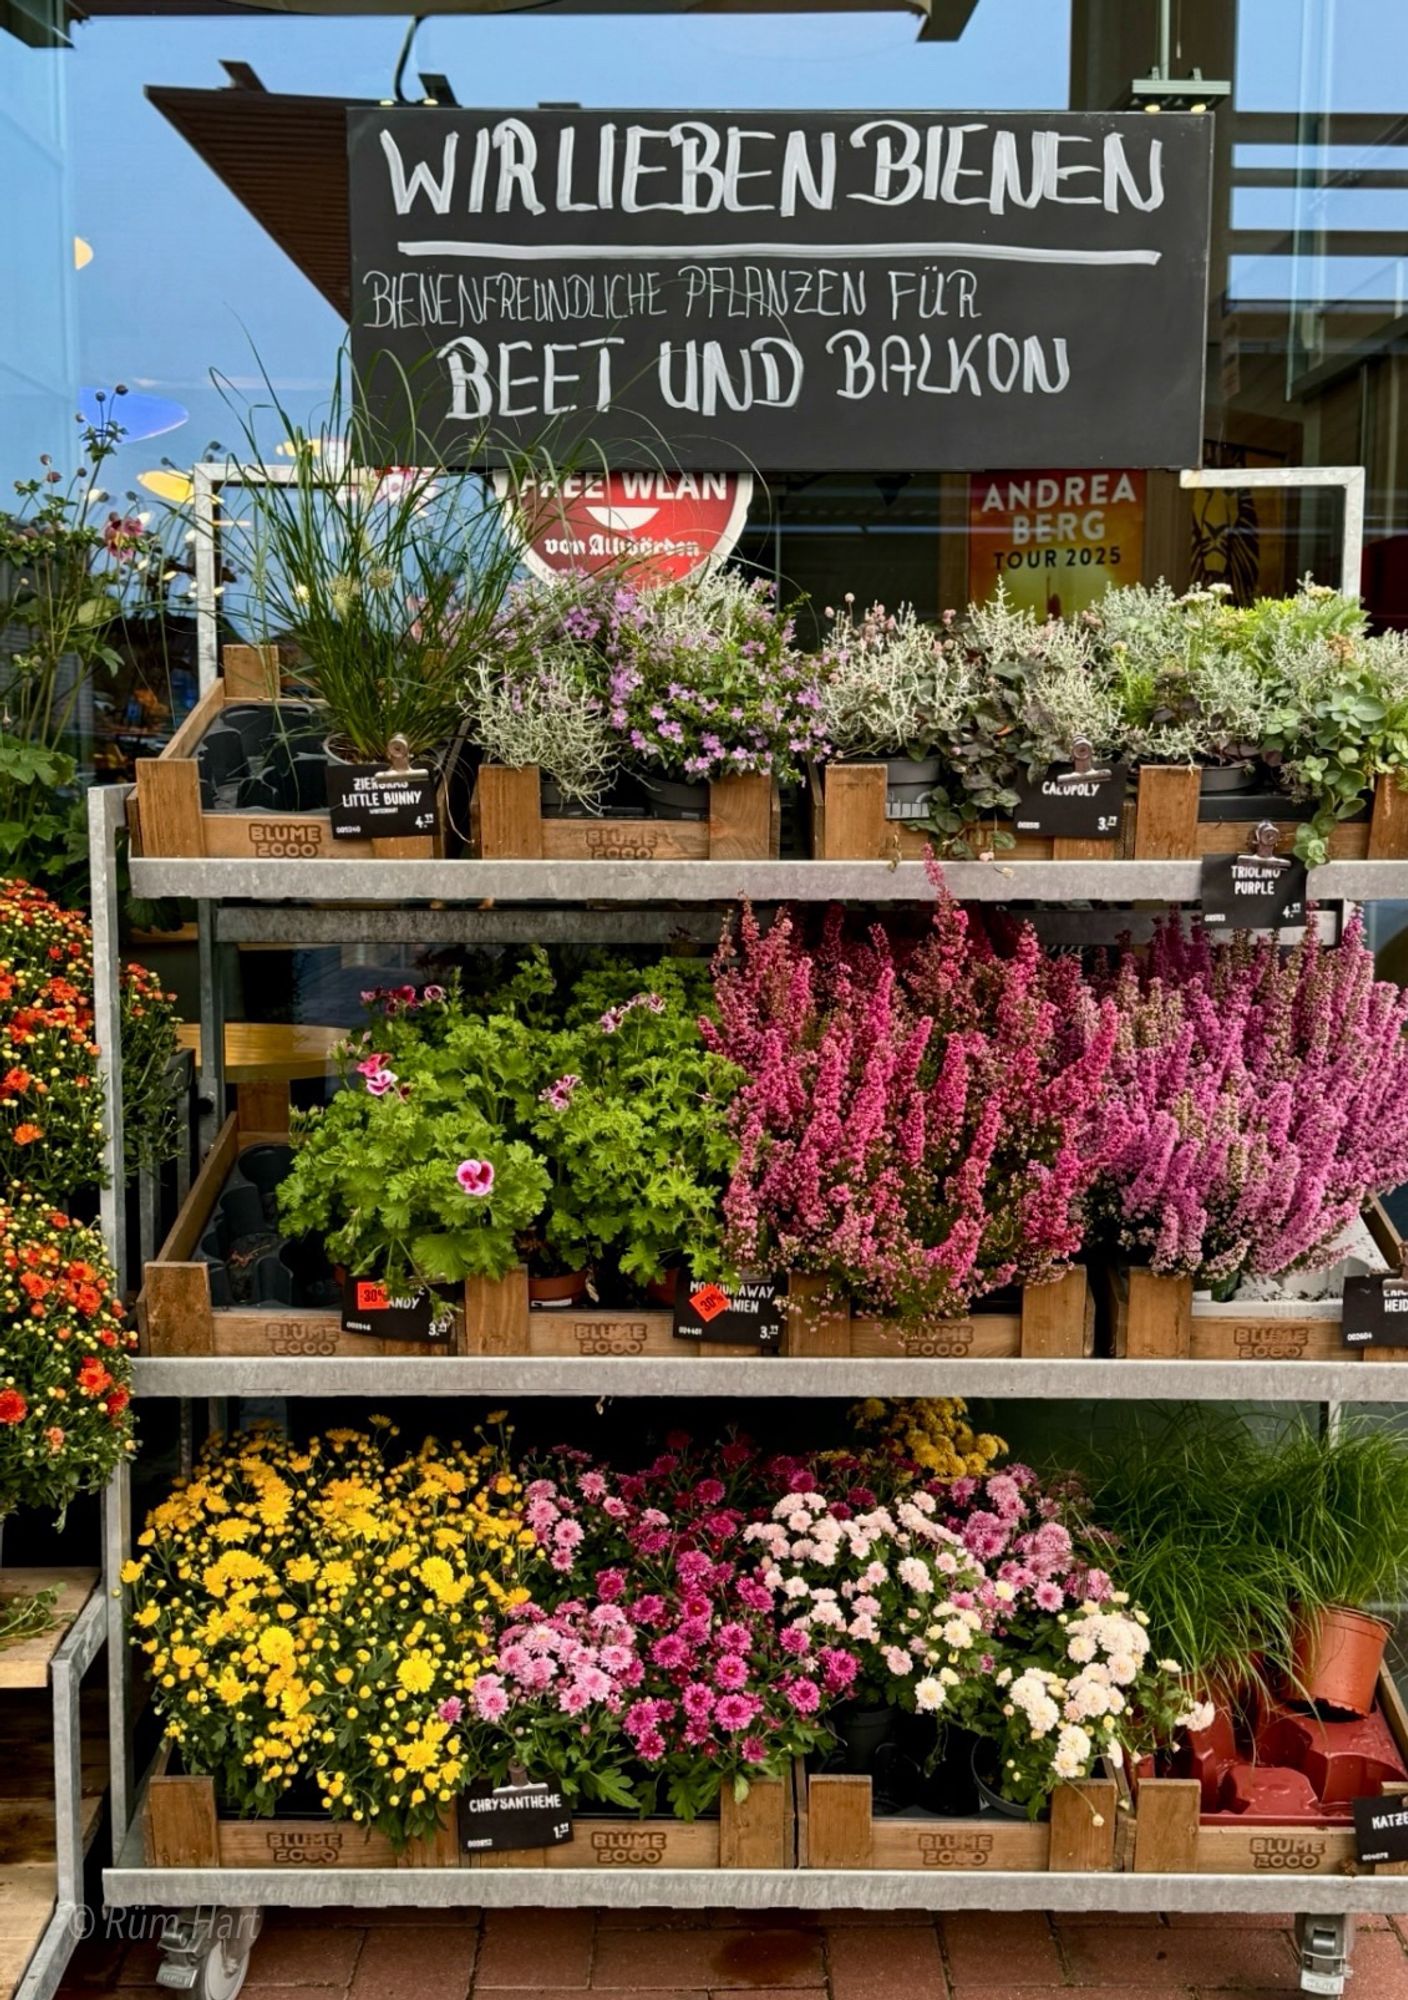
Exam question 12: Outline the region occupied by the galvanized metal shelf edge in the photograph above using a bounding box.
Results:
[130,1356,1408,1400]
[126,854,1408,903]
[99,1860,1408,1915]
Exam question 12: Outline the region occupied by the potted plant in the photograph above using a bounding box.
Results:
[1072,911,1408,1297]
[275,998,551,1293]
[227,365,530,777]
[606,569,829,819]
[0,1195,136,1641]
[123,1419,531,1845]
[1250,1420,1408,1715]
[704,877,1116,1322]
[814,596,971,817]
[1260,620,1408,864]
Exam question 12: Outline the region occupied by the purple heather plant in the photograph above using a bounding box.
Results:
[1071,913,1408,1290]
[607,569,831,784]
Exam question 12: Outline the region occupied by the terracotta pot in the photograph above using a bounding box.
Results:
[1291,1605,1391,1716]
[529,1268,590,1310]
[646,1267,682,1308]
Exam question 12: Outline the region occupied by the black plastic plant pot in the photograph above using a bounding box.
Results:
[640,773,711,821]
[195,1142,335,1310]
[196,701,325,813]
[835,1701,900,1775]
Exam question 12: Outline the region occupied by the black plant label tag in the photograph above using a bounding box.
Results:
[458,1780,573,1852]
[330,764,437,840]
[1013,760,1128,839]
[1341,1275,1408,1348]
[1199,853,1306,930]
[672,1273,784,1351]
[1353,1793,1408,1864]
[340,1276,456,1342]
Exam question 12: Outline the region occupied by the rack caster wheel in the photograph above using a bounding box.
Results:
[155,1907,264,1999]
[1295,1913,1355,1995]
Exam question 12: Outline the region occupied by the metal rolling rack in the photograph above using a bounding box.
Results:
[88,780,1408,1998]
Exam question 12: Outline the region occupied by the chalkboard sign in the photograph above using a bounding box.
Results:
[458,1779,573,1853]
[329,764,437,841]
[673,1274,785,1350]
[1013,760,1129,838]
[1341,1275,1408,1350]
[1199,853,1307,931]
[346,108,1213,472]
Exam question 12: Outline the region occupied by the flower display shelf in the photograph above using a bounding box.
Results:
[472,764,780,862]
[132,647,450,862]
[811,762,1408,864]
[1105,1204,1401,1363]
[1132,1666,1408,1878]
[142,1749,793,1875]
[796,1762,1116,1873]
[138,1108,469,1358]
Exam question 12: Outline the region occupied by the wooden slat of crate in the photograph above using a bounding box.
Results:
[0,1571,97,1690]
[1134,1662,1408,1876]
[812,764,1122,863]
[468,1775,788,1871]
[140,1110,464,1358]
[803,1769,1115,1871]
[1132,764,1405,861]
[788,1267,1091,1360]
[464,1270,781,1359]
[133,647,442,860]
[476,765,778,862]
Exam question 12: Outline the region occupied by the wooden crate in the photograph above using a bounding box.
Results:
[797,1763,1116,1872]
[473,765,779,862]
[1105,1206,1401,1363]
[144,1756,790,1873]
[467,1771,793,1871]
[1131,1667,1408,1877]
[139,1107,470,1358]
[464,1267,794,1359]
[1130,765,1408,861]
[132,645,446,861]
[810,763,1127,863]
[784,1267,1093,1359]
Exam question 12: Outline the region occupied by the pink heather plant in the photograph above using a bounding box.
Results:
[1072,913,1408,1289]
[704,874,1118,1319]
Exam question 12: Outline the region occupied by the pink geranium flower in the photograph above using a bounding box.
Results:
[456,1158,495,1197]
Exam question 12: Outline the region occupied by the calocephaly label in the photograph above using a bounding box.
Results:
[1012,759,1128,838]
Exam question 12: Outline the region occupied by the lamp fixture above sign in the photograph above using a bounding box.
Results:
[346,106,1214,474]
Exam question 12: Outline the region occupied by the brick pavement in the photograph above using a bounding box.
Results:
[54,1906,1408,1999]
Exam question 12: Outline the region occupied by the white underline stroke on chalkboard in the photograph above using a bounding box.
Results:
[395,239,1165,267]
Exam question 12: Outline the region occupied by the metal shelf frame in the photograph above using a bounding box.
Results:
[130,1354,1408,1401]
[88,778,1408,1960]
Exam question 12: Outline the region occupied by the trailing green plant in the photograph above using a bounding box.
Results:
[1262,625,1408,865]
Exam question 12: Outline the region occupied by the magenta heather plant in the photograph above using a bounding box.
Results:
[703,875,1118,1320]
[1074,913,1408,1288]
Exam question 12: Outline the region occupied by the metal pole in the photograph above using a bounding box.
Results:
[88,787,127,1295]
[197,901,225,1158]
[192,463,220,698]
[103,1459,133,1857]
